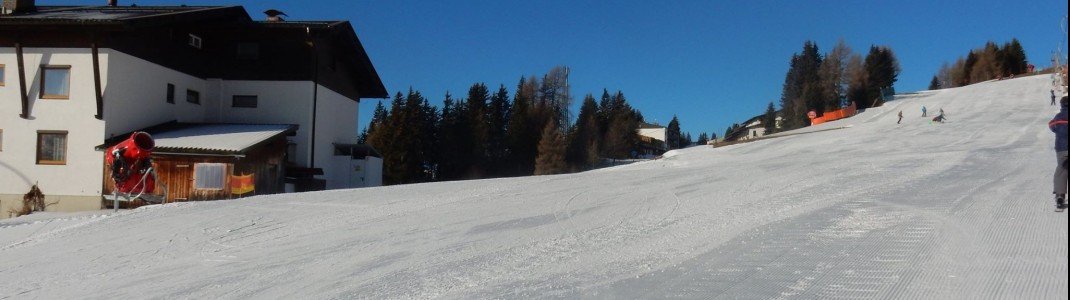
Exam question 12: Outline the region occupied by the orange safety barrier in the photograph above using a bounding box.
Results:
[809,102,857,126]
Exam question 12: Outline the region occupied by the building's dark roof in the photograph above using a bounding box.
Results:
[638,122,665,129]
[0,5,248,26]
[1,4,388,99]
[1,5,217,21]
[333,143,382,159]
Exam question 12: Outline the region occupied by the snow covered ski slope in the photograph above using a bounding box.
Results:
[1,76,1067,299]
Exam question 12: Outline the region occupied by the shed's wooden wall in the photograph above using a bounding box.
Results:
[102,135,288,203]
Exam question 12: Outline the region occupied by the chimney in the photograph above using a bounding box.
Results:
[107,0,117,6]
[2,0,35,14]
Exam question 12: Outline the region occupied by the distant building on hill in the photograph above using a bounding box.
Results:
[636,122,667,156]
[726,113,782,142]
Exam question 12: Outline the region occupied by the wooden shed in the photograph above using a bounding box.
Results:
[101,122,297,203]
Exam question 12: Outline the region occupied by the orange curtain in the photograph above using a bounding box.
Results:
[230,174,254,195]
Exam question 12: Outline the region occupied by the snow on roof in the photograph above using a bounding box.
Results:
[150,124,294,153]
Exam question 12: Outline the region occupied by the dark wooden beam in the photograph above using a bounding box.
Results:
[92,43,104,120]
[308,30,319,169]
[15,43,29,119]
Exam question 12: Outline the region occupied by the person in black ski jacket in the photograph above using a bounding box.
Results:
[1051,96,1068,209]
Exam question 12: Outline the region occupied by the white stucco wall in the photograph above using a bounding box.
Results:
[363,156,382,187]
[103,50,208,137]
[324,155,382,189]
[0,47,106,200]
[212,80,315,166]
[638,127,667,145]
[315,85,360,189]
[745,127,766,140]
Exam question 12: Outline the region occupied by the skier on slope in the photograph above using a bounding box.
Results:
[1050,96,1068,210]
[897,111,903,124]
[922,106,927,117]
[932,109,946,123]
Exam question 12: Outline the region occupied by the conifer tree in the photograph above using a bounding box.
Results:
[696,132,709,145]
[780,54,804,130]
[463,83,491,177]
[395,88,436,183]
[370,93,403,184]
[763,101,777,135]
[929,76,940,90]
[666,115,682,149]
[436,92,464,180]
[798,41,826,116]
[566,94,601,170]
[534,121,567,175]
[357,128,368,144]
[506,77,540,176]
[364,101,389,147]
[416,93,438,182]
[1004,38,1028,75]
[597,89,613,139]
[862,46,900,108]
[963,51,978,85]
[486,84,511,176]
[601,92,640,158]
[778,41,825,129]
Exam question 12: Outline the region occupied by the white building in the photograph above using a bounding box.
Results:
[740,115,782,141]
[637,122,667,156]
[1,2,387,217]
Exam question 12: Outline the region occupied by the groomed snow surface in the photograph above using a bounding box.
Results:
[2,76,1067,299]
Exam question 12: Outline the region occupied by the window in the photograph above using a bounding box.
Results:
[194,163,226,190]
[236,43,260,60]
[0,64,6,86]
[186,89,200,105]
[232,95,258,108]
[36,131,67,165]
[40,65,71,99]
[166,84,175,104]
[188,34,203,49]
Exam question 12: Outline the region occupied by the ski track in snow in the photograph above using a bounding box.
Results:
[1,76,1067,299]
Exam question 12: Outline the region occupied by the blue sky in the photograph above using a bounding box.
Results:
[63,0,1070,136]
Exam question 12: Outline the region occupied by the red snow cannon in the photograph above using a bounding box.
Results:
[106,132,156,194]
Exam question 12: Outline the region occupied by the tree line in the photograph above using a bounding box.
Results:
[929,39,1028,90]
[775,40,901,132]
[361,66,660,185]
